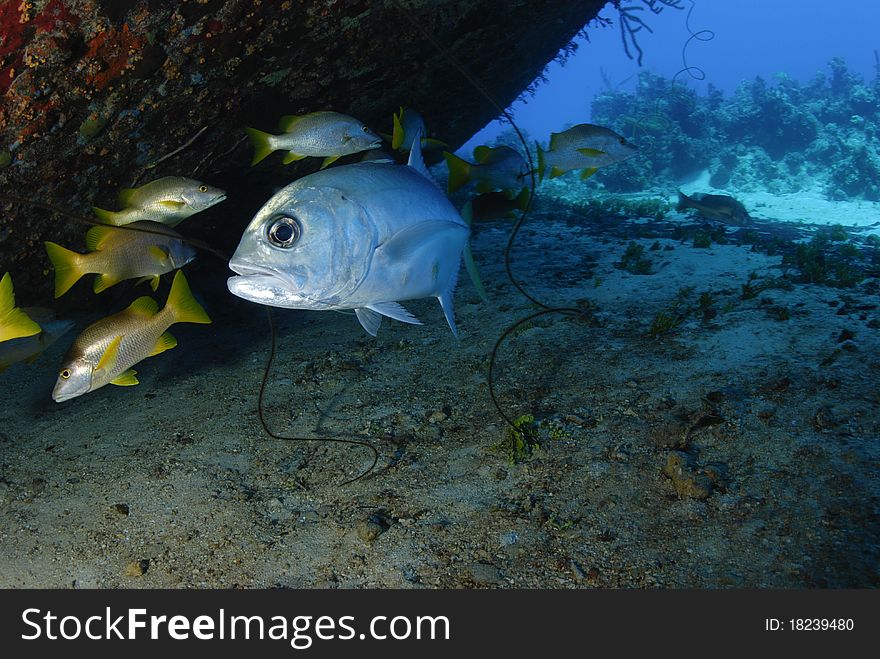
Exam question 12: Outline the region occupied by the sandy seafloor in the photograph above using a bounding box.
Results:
[1,177,878,589]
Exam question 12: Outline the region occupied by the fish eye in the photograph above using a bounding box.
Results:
[267,216,301,248]
[60,369,71,380]
[362,126,370,132]
[619,137,627,145]
[198,185,208,192]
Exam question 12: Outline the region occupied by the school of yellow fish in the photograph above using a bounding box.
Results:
[1,107,636,401]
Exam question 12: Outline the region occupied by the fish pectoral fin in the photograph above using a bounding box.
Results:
[576,148,607,157]
[95,335,123,373]
[354,308,382,337]
[110,369,139,387]
[92,273,120,294]
[281,151,307,165]
[320,155,341,170]
[375,220,469,265]
[148,245,171,266]
[438,260,461,338]
[366,302,422,326]
[579,167,599,181]
[148,331,177,357]
[158,200,186,210]
[549,166,566,179]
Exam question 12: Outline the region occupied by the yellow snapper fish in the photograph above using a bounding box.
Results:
[228,130,483,336]
[536,123,637,182]
[443,145,528,194]
[245,111,382,169]
[386,107,447,152]
[92,176,226,227]
[0,272,42,342]
[44,221,197,297]
[52,270,211,402]
[0,307,74,373]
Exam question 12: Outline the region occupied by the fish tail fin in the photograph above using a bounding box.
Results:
[44,242,85,298]
[164,271,211,325]
[443,151,471,193]
[536,142,546,183]
[676,190,689,211]
[0,273,41,341]
[92,206,123,226]
[514,186,531,211]
[245,127,275,165]
[460,202,488,303]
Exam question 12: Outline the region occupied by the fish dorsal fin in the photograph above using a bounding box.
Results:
[127,295,159,317]
[354,308,382,336]
[548,131,564,151]
[367,301,422,326]
[549,166,565,179]
[118,187,137,207]
[376,220,468,265]
[96,335,123,373]
[148,245,171,266]
[278,114,304,132]
[110,369,138,386]
[406,128,434,182]
[437,260,461,338]
[391,108,405,150]
[473,145,491,163]
[85,225,117,251]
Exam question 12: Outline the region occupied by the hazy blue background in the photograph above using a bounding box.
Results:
[461,0,880,153]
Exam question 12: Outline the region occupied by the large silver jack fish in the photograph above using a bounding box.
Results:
[227,131,477,337]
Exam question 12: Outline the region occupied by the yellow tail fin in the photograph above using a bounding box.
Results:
[164,271,211,325]
[92,206,123,226]
[245,127,275,165]
[0,272,41,341]
[443,151,472,193]
[44,242,85,298]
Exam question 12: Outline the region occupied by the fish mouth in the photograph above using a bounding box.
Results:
[368,139,383,150]
[52,389,78,403]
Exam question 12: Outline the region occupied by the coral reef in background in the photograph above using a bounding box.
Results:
[587,59,880,200]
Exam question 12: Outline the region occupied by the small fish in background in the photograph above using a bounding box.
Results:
[44,221,196,297]
[52,270,211,402]
[0,307,74,373]
[385,107,447,152]
[676,190,751,225]
[228,131,480,337]
[536,123,637,182]
[443,145,528,194]
[245,111,382,169]
[468,187,531,222]
[92,176,226,227]
[0,272,42,342]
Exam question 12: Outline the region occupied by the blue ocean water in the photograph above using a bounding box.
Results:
[0,0,878,589]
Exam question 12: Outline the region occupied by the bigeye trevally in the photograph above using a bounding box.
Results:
[92,176,226,227]
[45,221,196,297]
[227,133,473,337]
[0,272,42,342]
[52,270,211,402]
[245,111,382,169]
[537,123,637,181]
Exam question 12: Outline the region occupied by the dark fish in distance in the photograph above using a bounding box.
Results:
[676,191,751,225]
[469,187,530,221]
